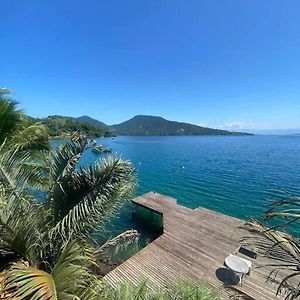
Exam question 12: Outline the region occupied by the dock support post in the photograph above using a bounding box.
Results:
[132,202,136,221]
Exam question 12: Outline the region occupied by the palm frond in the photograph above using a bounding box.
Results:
[1,263,57,300]
[0,97,22,144]
[243,220,300,299]
[100,281,148,300]
[243,220,300,260]
[49,156,135,241]
[49,137,87,184]
[1,240,102,300]
[0,142,47,194]
[52,240,102,300]
[18,160,49,190]
[10,122,50,154]
[264,191,300,231]
[0,193,44,266]
[46,137,87,224]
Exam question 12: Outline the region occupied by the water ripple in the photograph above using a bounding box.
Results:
[78,135,300,236]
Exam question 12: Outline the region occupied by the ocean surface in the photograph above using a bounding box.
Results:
[73,135,300,242]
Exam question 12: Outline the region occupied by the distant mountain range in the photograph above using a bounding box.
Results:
[32,114,252,137]
[76,114,252,136]
[236,128,300,135]
[31,114,300,137]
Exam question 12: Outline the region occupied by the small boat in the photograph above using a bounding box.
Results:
[87,140,97,148]
[91,144,112,154]
[102,147,112,153]
[91,145,103,153]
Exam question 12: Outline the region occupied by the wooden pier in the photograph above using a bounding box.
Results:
[104,192,284,299]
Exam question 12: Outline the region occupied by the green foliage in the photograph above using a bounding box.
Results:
[264,191,300,232]
[243,193,300,300]
[100,280,222,300]
[0,137,137,298]
[0,144,44,194]
[76,115,108,129]
[161,280,221,300]
[33,115,111,138]
[44,138,136,242]
[0,96,21,144]
[1,241,102,300]
[2,264,57,300]
[0,89,50,154]
[11,120,50,154]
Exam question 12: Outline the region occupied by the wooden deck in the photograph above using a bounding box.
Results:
[104,192,284,299]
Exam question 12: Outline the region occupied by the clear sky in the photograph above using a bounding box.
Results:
[1,0,300,129]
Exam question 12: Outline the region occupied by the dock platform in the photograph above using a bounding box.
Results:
[104,192,284,299]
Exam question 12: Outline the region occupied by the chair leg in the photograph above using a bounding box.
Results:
[240,273,244,286]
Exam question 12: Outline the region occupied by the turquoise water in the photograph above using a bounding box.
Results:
[78,135,300,240]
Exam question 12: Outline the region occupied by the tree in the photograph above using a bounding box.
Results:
[243,191,300,300]
[0,88,50,155]
[0,137,138,299]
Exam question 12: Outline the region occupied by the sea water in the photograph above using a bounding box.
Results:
[76,135,300,242]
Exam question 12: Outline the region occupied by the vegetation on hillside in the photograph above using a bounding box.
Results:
[76,115,108,129]
[243,191,300,299]
[111,115,252,136]
[33,115,111,138]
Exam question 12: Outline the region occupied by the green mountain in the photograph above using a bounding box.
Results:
[110,115,252,136]
[31,114,252,137]
[32,115,110,138]
[75,115,108,129]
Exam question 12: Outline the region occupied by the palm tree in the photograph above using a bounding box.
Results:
[0,88,50,197]
[243,191,300,300]
[0,88,49,154]
[0,137,138,299]
[0,89,21,144]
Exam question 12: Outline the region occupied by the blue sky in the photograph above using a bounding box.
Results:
[1,0,300,129]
